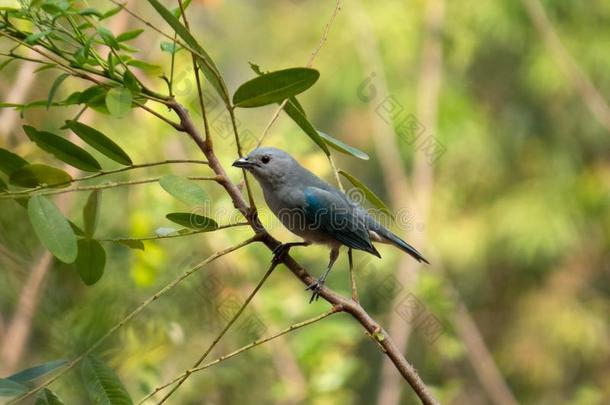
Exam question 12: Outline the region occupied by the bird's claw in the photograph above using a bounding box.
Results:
[305,279,325,303]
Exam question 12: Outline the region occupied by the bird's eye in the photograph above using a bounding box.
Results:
[261,155,271,164]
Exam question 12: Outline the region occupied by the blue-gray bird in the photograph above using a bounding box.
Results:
[233,147,428,302]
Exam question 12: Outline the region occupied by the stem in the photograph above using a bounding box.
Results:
[0,175,219,200]
[101,222,249,243]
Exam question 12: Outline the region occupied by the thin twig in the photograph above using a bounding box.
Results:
[101,222,249,243]
[8,236,259,404]
[155,259,280,404]
[256,0,342,148]
[348,248,358,302]
[0,176,219,200]
[138,308,338,403]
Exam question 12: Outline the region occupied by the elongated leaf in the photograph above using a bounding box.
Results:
[83,190,100,238]
[0,177,7,191]
[69,221,86,237]
[146,0,228,104]
[23,126,101,172]
[317,131,369,160]
[97,27,120,50]
[283,101,329,155]
[47,73,70,109]
[65,121,132,166]
[105,87,132,118]
[27,195,77,263]
[166,212,218,230]
[81,355,133,405]
[233,68,319,108]
[0,147,28,175]
[8,360,68,383]
[116,29,144,42]
[75,239,106,285]
[10,164,72,188]
[35,388,64,405]
[0,378,27,397]
[339,170,393,216]
[159,175,207,206]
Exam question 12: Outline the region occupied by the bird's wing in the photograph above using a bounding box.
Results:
[303,186,380,256]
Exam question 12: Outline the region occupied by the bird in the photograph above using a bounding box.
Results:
[233,147,428,302]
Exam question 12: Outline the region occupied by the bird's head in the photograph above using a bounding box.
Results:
[232,147,297,187]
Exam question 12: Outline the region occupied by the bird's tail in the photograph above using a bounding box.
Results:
[377,228,430,264]
[384,232,430,264]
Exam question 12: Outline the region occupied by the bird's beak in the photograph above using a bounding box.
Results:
[232,157,254,169]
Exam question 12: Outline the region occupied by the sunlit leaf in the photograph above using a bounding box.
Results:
[233,67,319,108]
[116,29,144,42]
[126,60,161,73]
[317,131,369,160]
[47,73,70,109]
[81,355,133,405]
[160,41,179,54]
[159,175,207,206]
[0,147,28,175]
[166,212,218,230]
[35,388,64,405]
[27,195,78,263]
[8,360,68,383]
[10,164,72,188]
[105,87,132,118]
[97,27,120,50]
[83,190,100,238]
[0,378,27,397]
[65,121,132,166]
[75,239,106,285]
[23,125,101,172]
[79,8,103,18]
[339,170,393,216]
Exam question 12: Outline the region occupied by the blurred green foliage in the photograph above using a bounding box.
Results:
[0,0,609,404]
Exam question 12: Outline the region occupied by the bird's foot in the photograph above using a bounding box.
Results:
[271,243,291,265]
[305,278,325,303]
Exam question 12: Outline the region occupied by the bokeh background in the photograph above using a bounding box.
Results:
[1,0,609,404]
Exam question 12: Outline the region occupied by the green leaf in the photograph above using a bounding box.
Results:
[171,0,192,17]
[0,177,7,191]
[0,378,27,397]
[69,220,86,237]
[233,67,320,108]
[23,125,101,172]
[122,70,140,94]
[116,29,144,42]
[145,0,228,104]
[166,213,218,230]
[81,355,133,405]
[8,360,68,383]
[160,41,179,54]
[339,170,393,217]
[159,175,207,206]
[79,8,103,18]
[27,195,77,263]
[83,190,100,238]
[97,27,120,50]
[317,131,369,160]
[75,239,106,285]
[283,101,329,155]
[25,30,52,44]
[116,239,145,250]
[65,121,132,166]
[47,73,70,110]
[10,164,72,188]
[35,388,64,405]
[101,5,122,20]
[105,87,132,119]
[126,60,161,73]
[0,147,28,175]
